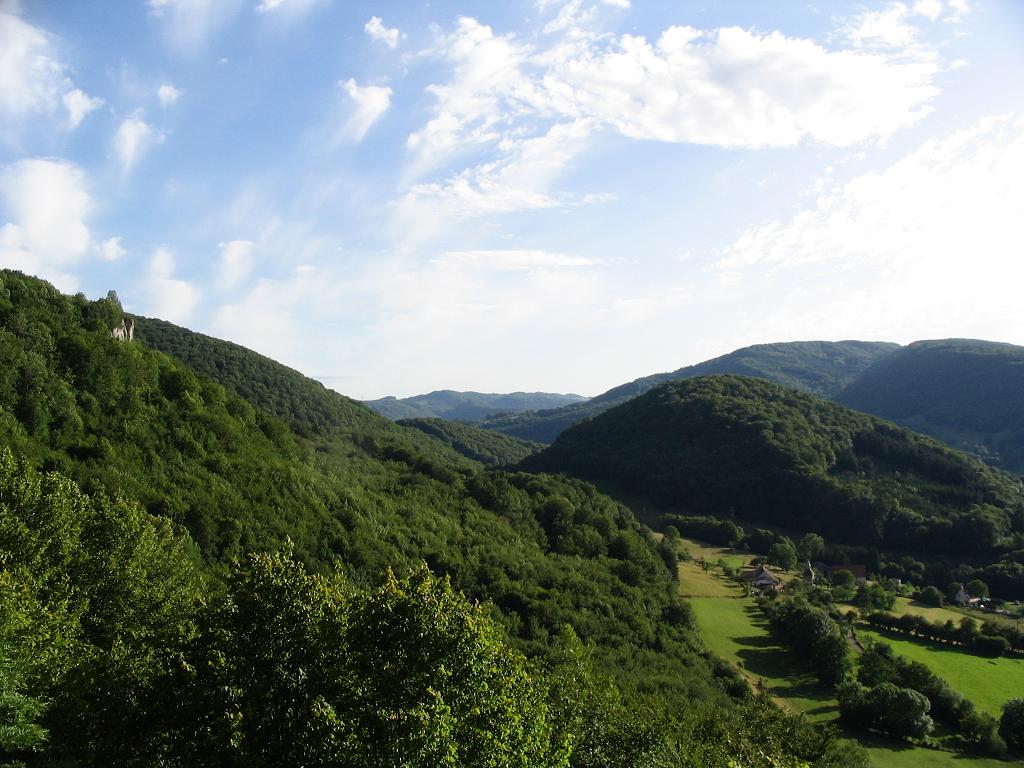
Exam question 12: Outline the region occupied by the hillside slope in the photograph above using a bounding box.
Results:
[522,375,1024,561]
[0,269,733,719]
[838,339,1024,474]
[365,389,587,421]
[482,341,899,443]
[398,417,543,465]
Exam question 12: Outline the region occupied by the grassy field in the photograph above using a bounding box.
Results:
[681,544,1018,767]
[691,596,839,723]
[857,626,1024,717]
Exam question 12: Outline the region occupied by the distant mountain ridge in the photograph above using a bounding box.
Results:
[480,340,900,443]
[364,389,587,422]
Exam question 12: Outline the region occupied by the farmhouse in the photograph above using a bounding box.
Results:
[746,564,784,592]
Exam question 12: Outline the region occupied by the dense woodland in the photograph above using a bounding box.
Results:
[838,339,1024,474]
[0,271,864,766]
[523,376,1024,596]
[397,417,543,466]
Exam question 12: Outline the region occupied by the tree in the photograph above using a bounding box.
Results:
[919,586,944,606]
[1001,698,1024,752]
[967,579,990,599]
[767,540,798,571]
[797,532,824,562]
[831,569,857,600]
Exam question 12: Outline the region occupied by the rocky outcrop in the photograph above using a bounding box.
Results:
[112,316,134,342]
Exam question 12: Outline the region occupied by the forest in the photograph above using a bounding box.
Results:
[0,270,863,766]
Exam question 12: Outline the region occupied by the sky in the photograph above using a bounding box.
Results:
[2,0,1024,399]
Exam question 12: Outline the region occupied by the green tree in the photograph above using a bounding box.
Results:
[797,532,824,562]
[767,541,798,571]
[966,579,990,599]
[1001,698,1024,752]
[918,585,944,606]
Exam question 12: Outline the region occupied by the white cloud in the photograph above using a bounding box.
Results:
[714,114,1024,342]
[0,8,102,135]
[913,0,943,21]
[62,89,104,129]
[98,236,126,261]
[0,158,92,290]
[339,78,391,142]
[218,239,254,288]
[399,14,939,239]
[256,0,327,17]
[114,113,162,174]
[147,0,244,52]
[157,83,182,107]
[364,16,400,48]
[398,119,594,237]
[143,247,200,323]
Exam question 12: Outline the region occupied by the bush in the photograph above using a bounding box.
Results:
[919,585,944,606]
[974,634,1010,657]
[1001,698,1024,752]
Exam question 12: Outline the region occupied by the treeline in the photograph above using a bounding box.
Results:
[759,598,852,686]
[757,594,1013,755]
[840,643,1005,754]
[864,612,1021,656]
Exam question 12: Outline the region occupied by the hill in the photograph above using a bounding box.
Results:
[837,339,1024,474]
[398,417,543,465]
[481,341,899,443]
[365,389,587,422]
[0,270,862,767]
[522,375,1024,564]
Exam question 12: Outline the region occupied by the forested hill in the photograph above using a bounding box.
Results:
[481,340,899,443]
[837,339,1024,474]
[1,270,861,766]
[364,389,586,421]
[135,314,478,469]
[398,417,543,465]
[522,375,1024,562]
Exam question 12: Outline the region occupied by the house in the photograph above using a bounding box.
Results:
[955,584,982,608]
[746,564,784,592]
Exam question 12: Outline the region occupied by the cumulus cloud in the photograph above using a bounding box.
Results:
[114,113,162,174]
[62,89,104,129]
[398,13,941,237]
[338,79,391,142]
[157,83,182,107]
[143,247,200,323]
[364,16,400,48]
[218,239,254,288]
[0,158,93,290]
[0,8,102,134]
[714,114,1024,342]
[98,236,126,261]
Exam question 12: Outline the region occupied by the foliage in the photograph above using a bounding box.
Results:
[1001,698,1024,752]
[854,583,895,611]
[658,514,743,547]
[767,540,799,571]
[523,376,1024,584]
[838,339,1024,474]
[760,597,852,687]
[398,417,543,466]
[837,680,933,740]
[918,586,944,606]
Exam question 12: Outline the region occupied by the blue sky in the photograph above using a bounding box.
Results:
[2,0,1023,399]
